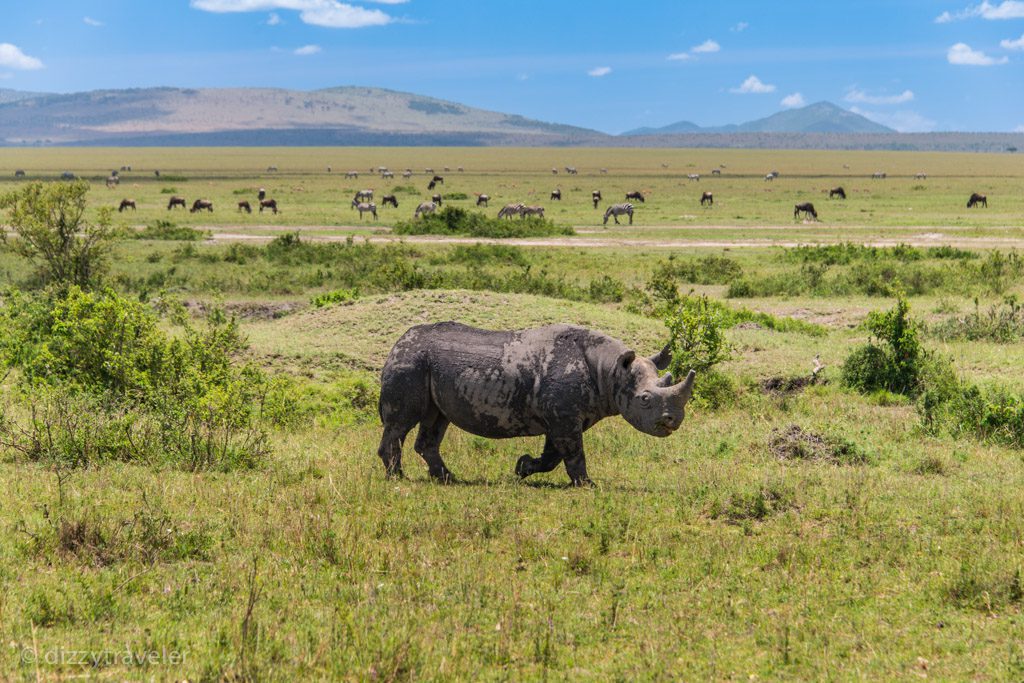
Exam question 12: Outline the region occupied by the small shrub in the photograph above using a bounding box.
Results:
[311,287,359,308]
[393,206,572,239]
[134,220,207,241]
[662,295,735,408]
[842,296,924,396]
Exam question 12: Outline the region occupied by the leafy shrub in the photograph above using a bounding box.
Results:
[393,206,572,238]
[662,295,735,408]
[445,192,469,200]
[311,287,359,308]
[655,256,743,285]
[842,296,924,396]
[928,298,1024,343]
[134,220,207,241]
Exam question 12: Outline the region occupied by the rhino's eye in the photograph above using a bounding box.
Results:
[640,392,651,407]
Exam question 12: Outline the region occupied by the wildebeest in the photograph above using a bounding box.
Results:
[457,166,464,172]
[967,192,988,208]
[498,203,525,219]
[167,196,187,210]
[14,169,25,178]
[431,193,443,206]
[829,187,846,200]
[381,195,399,208]
[415,201,438,217]
[376,322,695,485]
[259,198,278,214]
[118,199,136,212]
[700,192,713,206]
[266,166,278,172]
[258,188,266,201]
[711,169,721,176]
[154,170,161,178]
[355,202,378,220]
[625,191,645,203]
[475,194,490,207]
[604,203,634,225]
[443,167,450,172]
[550,189,561,201]
[354,189,374,203]
[551,167,559,175]
[521,206,545,218]
[190,199,214,213]
[60,171,76,180]
[592,190,602,209]
[794,202,818,220]
[432,175,445,185]
[345,171,359,179]
[427,180,437,191]
[600,168,608,174]
[238,200,252,213]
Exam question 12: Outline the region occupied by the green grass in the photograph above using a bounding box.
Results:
[5,147,1024,679]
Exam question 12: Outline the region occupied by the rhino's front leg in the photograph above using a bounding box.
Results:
[559,433,593,487]
[515,435,564,479]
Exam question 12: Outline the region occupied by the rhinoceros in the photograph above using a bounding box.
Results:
[377,322,696,485]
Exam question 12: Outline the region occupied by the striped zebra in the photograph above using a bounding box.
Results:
[915,172,927,180]
[872,171,887,179]
[603,203,634,226]
[355,202,377,220]
[415,201,438,217]
[521,206,545,218]
[687,174,700,181]
[354,189,374,203]
[497,202,525,219]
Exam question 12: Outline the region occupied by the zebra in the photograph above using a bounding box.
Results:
[354,189,374,203]
[603,203,633,226]
[872,171,887,179]
[381,170,394,180]
[345,171,359,179]
[915,172,928,180]
[711,169,721,176]
[599,168,608,174]
[355,202,378,220]
[476,194,490,207]
[521,206,545,218]
[106,175,120,188]
[415,201,438,217]
[700,192,713,207]
[592,190,602,209]
[550,189,561,201]
[402,170,413,179]
[764,173,775,182]
[565,166,578,175]
[498,203,525,219]
[687,174,700,182]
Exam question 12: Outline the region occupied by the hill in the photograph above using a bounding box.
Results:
[0,86,609,147]
[623,101,894,136]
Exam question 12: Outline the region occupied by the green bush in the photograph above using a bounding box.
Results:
[662,295,735,408]
[929,297,1024,342]
[311,287,359,308]
[842,296,923,396]
[393,206,572,238]
[133,220,207,241]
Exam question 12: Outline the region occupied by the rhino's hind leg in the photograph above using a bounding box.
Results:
[377,426,412,479]
[515,436,564,479]
[414,408,455,483]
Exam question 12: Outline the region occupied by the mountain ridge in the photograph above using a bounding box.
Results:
[623,102,894,135]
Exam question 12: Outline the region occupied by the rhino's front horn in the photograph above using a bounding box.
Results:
[656,372,673,387]
[673,369,697,403]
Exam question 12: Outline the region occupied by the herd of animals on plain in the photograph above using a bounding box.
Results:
[14,165,992,227]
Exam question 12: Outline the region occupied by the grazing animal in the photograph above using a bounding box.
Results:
[432,175,445,185]
[476,194,490,207]
[14,169,25,178]
[711,169,721,176]
[915,172,928,180]
[764,173,775,182]
[354,189,374,203]
[872,171,887,179]
[355,202,378,220]
[565,166,578,175]
[521,206,545,218]
[327,166,332,173]
[444,167,450,173]
[425,168,434,174]
[377,322,695,485]
[498,203,525,219]
[258,188,266,201]
[625,191,645,203]
[552,168,559,175]
[259,198,278,214]
[967,192,988,208]
[61,171,76,180]
[794,202,818,221]
[550,189,561,201]
[415,201,438,217]
[118,199,136,212]
[382,170,394,180]
[106,175,120,188]
[266,166,278,172]
[829,187,847,200]
[600,168,608,174]
[457,166,465,172]
[345,171,359,179]
[700,192,713,207]
[432,193,443,206]
[190,199,214,213]
[167,196,187,210]
[238,200,252,213]
[402,170,413,179]
[687,174,701,182]
[604,203,634,225]
[381,195,399,208]
[154,170,161,178]
[592,190,602,209]
[427,180,437,191]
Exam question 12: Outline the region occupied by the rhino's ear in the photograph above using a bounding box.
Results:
[649,344,672,371]
[616,349,636,371]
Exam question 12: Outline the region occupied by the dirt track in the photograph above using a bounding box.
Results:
[204,225,1024,250]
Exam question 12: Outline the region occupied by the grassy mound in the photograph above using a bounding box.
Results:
[393,206,573,238]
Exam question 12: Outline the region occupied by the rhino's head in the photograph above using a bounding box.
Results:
[613,345,696,437]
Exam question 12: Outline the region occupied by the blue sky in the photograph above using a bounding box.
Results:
[1,0,1022,133]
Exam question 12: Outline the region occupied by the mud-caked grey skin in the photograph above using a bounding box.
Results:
[377,322,696,486]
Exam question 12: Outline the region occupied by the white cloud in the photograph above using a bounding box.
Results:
[947,42,1009,65]
[294,44,321,55]
[781,93,805,108]
[83,16,104,26]
[849,106,937,133]
[588,66,611,77]
[1001,33,1024,49]
[691,39,720,54]
[845,88,915,105]
[190,0,397,28]
[731,21,749,32]
[1015,124,1024,132]
[730,75,775,94]
[267,12,281,24]
[0,43,43,70]
[666,52,691,61]
[936,1,1024,22]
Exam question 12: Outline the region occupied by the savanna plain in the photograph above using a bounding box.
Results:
[2,146,1024,680]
